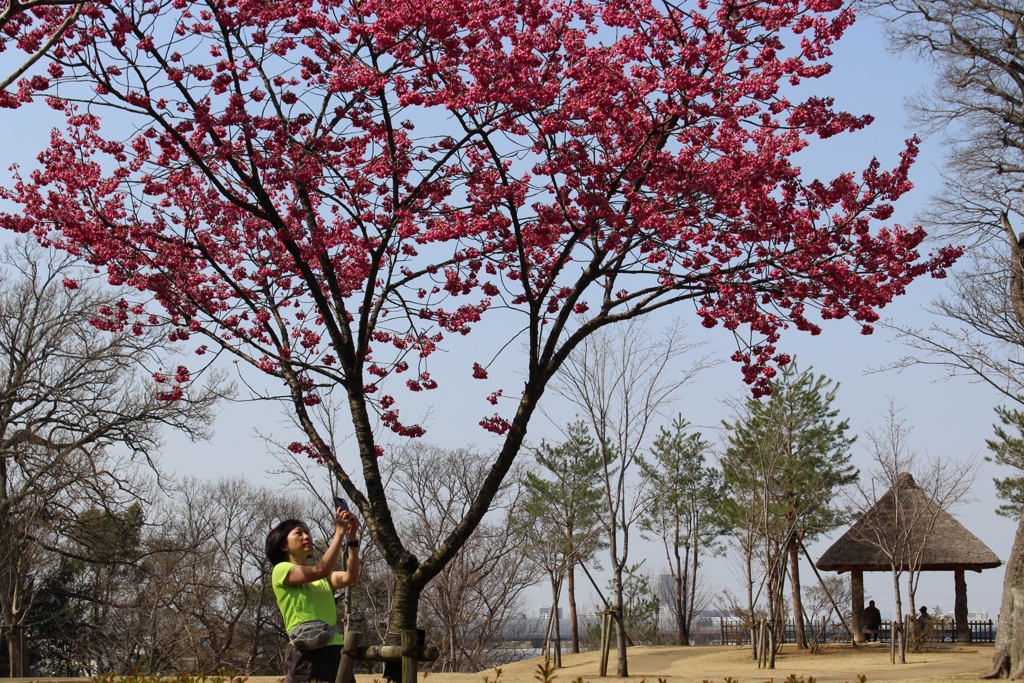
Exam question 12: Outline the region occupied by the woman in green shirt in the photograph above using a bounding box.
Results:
[266,505,361,683]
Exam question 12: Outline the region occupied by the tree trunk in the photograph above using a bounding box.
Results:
[788,543,807,649]
[612,566,628,677]
[746,548,756,659]
[567,564,580,654]
[382,572,422,681]
[687,538,699,645]
[891,569,906,665]
[675,568,686,646]
[765,549,782,669]
[389,573,422,633]
[982,509,1024,678]
[906,569,918,621]
[7,624,24,677]
[672,529,686,645]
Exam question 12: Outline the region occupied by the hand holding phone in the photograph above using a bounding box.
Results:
[333,496,349,513]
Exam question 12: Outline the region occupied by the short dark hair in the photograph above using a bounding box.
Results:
[266,519,307,566]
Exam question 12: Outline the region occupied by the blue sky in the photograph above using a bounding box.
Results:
[0,6,1015,620]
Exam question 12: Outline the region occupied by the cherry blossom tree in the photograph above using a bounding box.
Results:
[0,0,959,653]
[0,0,86,100]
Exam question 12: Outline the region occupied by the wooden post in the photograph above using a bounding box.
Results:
[357,644,440,662]
[889,619,895,665]
[762,619,768,667]
[599,609,612,677]
[401,629,418,683]
[904,615,911,658]
[336,630,439,683]
[337,630,363,683]
[758,619,767,669]
[763,619,770,668]
[755,620,763,668]
[541,604,558,665]
[850,570,865,644]
[954,569,971,642]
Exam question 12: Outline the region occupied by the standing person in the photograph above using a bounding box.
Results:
[863,600,881,642]
[913,605,930,642]
[266,504,361,683]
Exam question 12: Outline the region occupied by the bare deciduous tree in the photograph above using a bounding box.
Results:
[384,444,532,673]
[804,574,852,626]
[639,416,725,646]
[719,473,765,655]
[550,318,710,676]
[0,241,225,675]
[865,6,1024,670]
[39,478,304,675]
[721,396,791,667]
[168,477,303,673]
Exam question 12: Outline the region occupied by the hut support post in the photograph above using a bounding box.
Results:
[851,570,865,643]
[954,569,971,642]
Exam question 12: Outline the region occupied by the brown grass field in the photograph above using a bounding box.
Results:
[0,642,997,683]
[369,642,995,683]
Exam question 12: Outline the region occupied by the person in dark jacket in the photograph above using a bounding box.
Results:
[863,600,882,642]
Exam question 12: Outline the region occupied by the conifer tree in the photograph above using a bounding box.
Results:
[722,363,857,653]
[986,407,1024,519]
[522,421,606,654]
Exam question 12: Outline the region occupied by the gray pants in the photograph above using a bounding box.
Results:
[284,643,342,683]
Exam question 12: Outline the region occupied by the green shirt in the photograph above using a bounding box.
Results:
[272,562,344,646]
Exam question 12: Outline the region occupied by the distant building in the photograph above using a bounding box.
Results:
[539,606,563,619]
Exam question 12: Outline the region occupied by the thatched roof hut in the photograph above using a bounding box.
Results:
[815,472,1000,643]
[817,472,1001,573]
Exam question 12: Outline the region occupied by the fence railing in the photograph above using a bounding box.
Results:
[718,618,996,645]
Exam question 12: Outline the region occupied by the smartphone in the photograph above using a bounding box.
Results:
[333,496,349,512]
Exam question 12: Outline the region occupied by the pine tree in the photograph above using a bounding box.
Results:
[521,421,606,653]
[722,363,857,653]
[985,406,1024,519]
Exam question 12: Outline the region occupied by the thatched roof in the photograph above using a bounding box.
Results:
[816,472,1001,573]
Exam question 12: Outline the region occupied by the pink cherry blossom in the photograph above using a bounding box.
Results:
[0,0,959,466]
